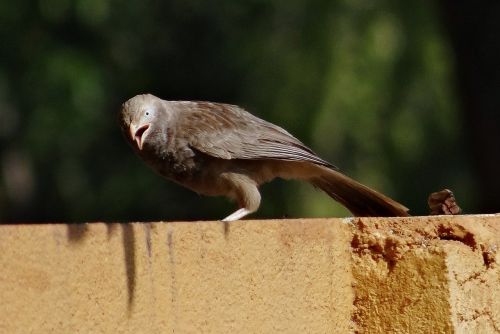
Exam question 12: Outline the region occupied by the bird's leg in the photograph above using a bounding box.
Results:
[220,173,261,222]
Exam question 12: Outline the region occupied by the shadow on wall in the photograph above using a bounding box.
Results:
[66,223,137,311]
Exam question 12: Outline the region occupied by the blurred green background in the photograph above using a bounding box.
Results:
[1,1,499,222]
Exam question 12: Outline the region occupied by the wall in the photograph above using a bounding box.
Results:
[0,215,498,333]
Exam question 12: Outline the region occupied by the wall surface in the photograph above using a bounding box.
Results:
[0,215,498,333]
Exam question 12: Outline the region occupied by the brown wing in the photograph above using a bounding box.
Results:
[169,101,335,168]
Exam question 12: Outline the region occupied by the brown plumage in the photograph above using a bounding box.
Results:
[119,94,409,221]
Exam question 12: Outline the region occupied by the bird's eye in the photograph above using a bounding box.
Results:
[145,111,149,116]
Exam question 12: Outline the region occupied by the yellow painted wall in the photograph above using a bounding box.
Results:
[0,216,498,333]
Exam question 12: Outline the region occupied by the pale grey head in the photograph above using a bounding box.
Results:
[120,94,171,151]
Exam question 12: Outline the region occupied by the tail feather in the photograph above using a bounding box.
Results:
[309,167,409,217]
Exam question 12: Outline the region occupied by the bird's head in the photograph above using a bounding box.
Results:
[120,94,168,151]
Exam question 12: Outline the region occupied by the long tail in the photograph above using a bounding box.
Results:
[309,166,410,217]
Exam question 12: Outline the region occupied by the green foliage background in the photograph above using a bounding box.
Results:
[0,0,488,222]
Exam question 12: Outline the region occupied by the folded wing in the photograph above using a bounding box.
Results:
[171,101,335,168]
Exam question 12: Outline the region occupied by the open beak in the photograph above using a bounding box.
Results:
[130,124,150,150]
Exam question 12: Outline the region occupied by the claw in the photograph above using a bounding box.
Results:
[221,208,252,222]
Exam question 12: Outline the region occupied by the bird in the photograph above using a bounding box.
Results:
[119,94,409,221]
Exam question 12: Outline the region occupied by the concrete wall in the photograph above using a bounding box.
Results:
[0,215,498,333]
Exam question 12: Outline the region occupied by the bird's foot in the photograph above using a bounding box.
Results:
[221,208,252,222]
